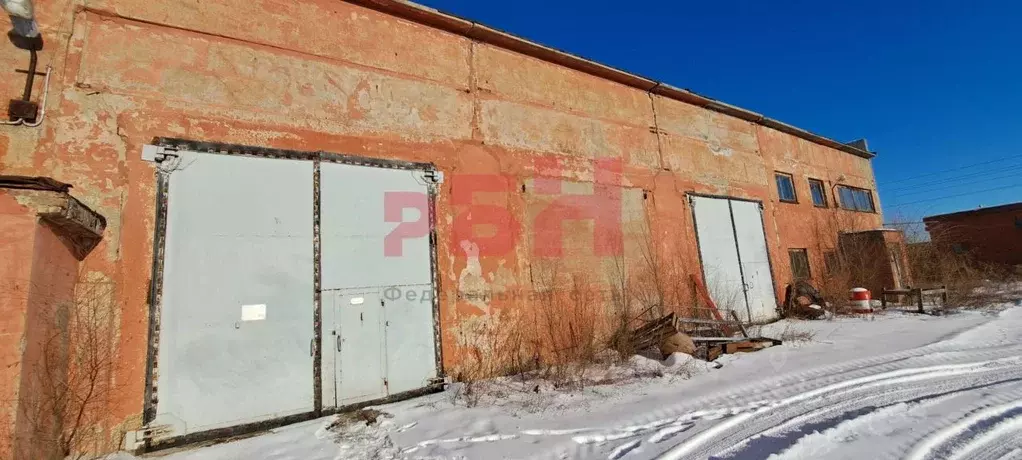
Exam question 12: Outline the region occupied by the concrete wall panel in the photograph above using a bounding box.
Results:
[78,18,474,143]
[475,45,652,125]
[86,0,472,87]
[478,99,658,166]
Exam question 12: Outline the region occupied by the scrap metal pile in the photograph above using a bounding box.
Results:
[629,309,780,362]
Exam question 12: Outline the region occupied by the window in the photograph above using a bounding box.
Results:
[775,172,797,203]
[789,248,811,280]
[824,250,841,274]
[808,179,828,207]
[836,185,875,212]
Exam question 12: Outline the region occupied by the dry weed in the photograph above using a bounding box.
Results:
[778,324,817,343]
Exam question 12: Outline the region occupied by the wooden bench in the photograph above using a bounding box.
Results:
[880,286,948,313]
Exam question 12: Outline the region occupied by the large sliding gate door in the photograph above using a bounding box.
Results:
[148,147,440,444]
[153,153,315,438]
[691,195,778,322]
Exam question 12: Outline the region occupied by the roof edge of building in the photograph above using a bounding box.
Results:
[923,201,1022,222]
[346,0,876,160]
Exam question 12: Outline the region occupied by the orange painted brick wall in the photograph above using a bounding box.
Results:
[0,193,36,459]
[0,190,79,459]
[0,0,884,448]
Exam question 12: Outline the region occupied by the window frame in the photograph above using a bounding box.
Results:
[824,250,841,274]
[788,248,811,281]
[836,185,876,213]
[774,171,798,204]
[807,178,828,208]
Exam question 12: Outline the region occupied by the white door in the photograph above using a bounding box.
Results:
[320,162,438,406]
[154,152,314,439]
[730,200,778,322]
[691,196,748,319]
[332,291,386,404]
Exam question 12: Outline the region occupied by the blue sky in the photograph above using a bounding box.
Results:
[419,0,1022,227]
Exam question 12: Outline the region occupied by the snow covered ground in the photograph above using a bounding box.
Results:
[122,297,1022,460]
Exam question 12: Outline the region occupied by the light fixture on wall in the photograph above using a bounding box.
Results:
[2,0,49,127]
[2,0,39,39]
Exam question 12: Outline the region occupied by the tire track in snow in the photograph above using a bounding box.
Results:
[907,396,1022,460]
[732,377,1022,460]
[556,340,1022,459]
[542,311,1022,460]
[656,357,1022,459]
[399,313,1022,459]
[609,440,641,459]
[716,368,1022,458]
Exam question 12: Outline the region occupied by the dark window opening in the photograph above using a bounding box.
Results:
[837,185,875,212]
[789,248,811,280]
[952,242,971,255]
[1015,216,1022,229]
[824,250,840,274]
[775,172,797,203]
[808,179,828,208]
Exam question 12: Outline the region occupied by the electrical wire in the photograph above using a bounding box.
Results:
[885,182,1022,208]
[883,163,1022,193]
[885,167,1022,197]
[881,153,1022,187]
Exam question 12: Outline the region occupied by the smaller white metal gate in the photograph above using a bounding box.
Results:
[320,162,438,408]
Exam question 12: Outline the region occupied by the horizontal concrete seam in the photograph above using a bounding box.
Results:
[63,83,469,139]
[78,7,473,92]
[472,93,657,132]
[345,0,875,160]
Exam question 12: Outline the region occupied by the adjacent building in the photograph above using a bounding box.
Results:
[0,0,903,455]
[924,202,1022,266]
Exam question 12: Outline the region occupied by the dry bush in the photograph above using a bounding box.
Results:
[451,222,705,390]
[606,256,637,359]
[903,223,1019,308]
[533,267,606,387]
[631,229,692,321]
[806,212,880,312]
[451,309,540,383]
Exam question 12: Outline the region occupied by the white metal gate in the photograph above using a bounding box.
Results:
[147,146,440,444]
[153,152,315,438]
[691,196,778,322]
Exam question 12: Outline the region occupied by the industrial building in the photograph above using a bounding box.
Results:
[925,202,1022,266]
[0,0,902,456]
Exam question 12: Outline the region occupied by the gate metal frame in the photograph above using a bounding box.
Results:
[141,138,445,450]
[686,192,780,323]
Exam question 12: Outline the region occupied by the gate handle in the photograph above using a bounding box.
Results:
[336,332,342,352]
[310,338,314,357]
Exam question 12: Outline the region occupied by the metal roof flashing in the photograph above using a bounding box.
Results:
[347,0,876,160]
